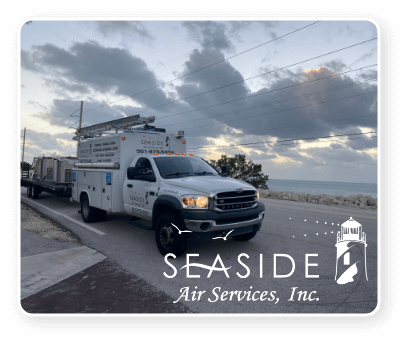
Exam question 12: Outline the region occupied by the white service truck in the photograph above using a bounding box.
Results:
[71,115,265,256]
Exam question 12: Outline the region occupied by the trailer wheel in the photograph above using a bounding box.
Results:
[31,186,39,199]
[233,231,257,241]
[27,185,32,198]
[155,212,187,257]
[81,194,97,223]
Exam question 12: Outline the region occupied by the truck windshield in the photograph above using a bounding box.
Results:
[154,156,219,179]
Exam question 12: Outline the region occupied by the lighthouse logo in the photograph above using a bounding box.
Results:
[335,217,368,285]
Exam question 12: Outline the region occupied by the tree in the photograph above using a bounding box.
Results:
[209,154,269,190]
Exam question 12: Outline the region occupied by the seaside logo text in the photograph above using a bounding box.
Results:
[162,216,369,304]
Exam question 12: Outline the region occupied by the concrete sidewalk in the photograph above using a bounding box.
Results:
[21,258,191,313]
[21,245,106,299]
[20,213,190,313]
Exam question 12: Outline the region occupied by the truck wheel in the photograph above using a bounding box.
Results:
[32,186,39,199]
[27,185,32,198]
[81,194,97,223]
[96,209,106,222]
[155,212,187,257]
[233,231,258,241]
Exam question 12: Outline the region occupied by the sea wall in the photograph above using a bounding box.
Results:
[258,189,377,210]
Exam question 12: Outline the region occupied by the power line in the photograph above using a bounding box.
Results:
[253,113,376,137]
[163,77,376,131]
[25,86,377,147]
[23,125,77,147]
[118,22,254,87]
[237,136,378,158]
[180,90,377,134]
[23,38,378,148]
[155,64,377,127]
[22,24,253,137]
[83,38,377,129]
[210,135,378,154]
[23,118,89,148]
[198,135,378,153]
[195,113,377,147]
[81,21,321,115]
[27,108,80,131]
[189,131,377,150]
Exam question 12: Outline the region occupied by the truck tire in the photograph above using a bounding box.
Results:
[233,230,257,241]
[96,209,106,222]
[32,186,39,199]
[81,194,97,223]
[155,212,187,257]
[27,185,32,198]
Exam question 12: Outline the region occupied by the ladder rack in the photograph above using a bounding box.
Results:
[73,115,155,139]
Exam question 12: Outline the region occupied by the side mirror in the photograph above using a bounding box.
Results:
[127,167,138,180]
[127,167,156,182]
[221,165,228,177]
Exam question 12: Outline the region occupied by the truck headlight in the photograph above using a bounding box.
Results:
[182,195,208,209]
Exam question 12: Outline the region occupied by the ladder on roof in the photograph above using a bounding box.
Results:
[72,114,155,139]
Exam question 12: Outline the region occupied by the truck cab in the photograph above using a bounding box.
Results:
[71,115,265,256]
[123,154,265,255]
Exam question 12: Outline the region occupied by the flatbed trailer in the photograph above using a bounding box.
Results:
[21,177,73,198]
[21,156,77,199]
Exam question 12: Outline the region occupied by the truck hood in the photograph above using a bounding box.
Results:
[163,176,256,195]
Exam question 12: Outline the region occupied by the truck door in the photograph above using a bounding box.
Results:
[123,157,157,220]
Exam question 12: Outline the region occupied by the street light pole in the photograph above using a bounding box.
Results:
[76,101,83,158]
[22,127,26,164]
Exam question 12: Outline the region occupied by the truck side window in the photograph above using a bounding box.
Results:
[134,158,156,181]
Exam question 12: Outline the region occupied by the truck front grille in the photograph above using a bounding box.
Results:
[215,190,257,212]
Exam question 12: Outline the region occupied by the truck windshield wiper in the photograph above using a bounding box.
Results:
[193,171,216,176]
[165,172,193,178]
[165,171,217,178]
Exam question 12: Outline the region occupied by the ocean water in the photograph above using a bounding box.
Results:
[266,179,377,198]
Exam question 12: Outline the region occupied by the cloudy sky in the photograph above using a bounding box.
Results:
[20,20,377,183]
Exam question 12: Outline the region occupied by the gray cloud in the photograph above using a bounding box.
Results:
[22,128,77,163]
[21,41,177,112]
[345,135,377,150]
[330,143,343,149]
[256,21,280,39]
[95,21,154,46]
[182,21,238,52]
[352,47,377,66]
[167,49,377,148]
[322,59,347,73]
[21,28,377,182]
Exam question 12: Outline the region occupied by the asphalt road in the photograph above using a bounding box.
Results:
[20,187,378,314]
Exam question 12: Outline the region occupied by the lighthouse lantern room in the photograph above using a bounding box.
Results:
[337,217,366,244]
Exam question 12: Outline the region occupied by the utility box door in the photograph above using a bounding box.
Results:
[101,172,113,211]
[72,171,78,201]
[78,171,102,208]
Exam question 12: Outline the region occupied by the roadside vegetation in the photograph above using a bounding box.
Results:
[258,190,377,210]
[21,203,81,243]
[209,154,269,190]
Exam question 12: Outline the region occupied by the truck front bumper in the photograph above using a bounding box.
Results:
[180,202,265,239]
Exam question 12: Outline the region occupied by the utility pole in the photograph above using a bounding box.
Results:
[76,101,83,158]
[22,127,26,164]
